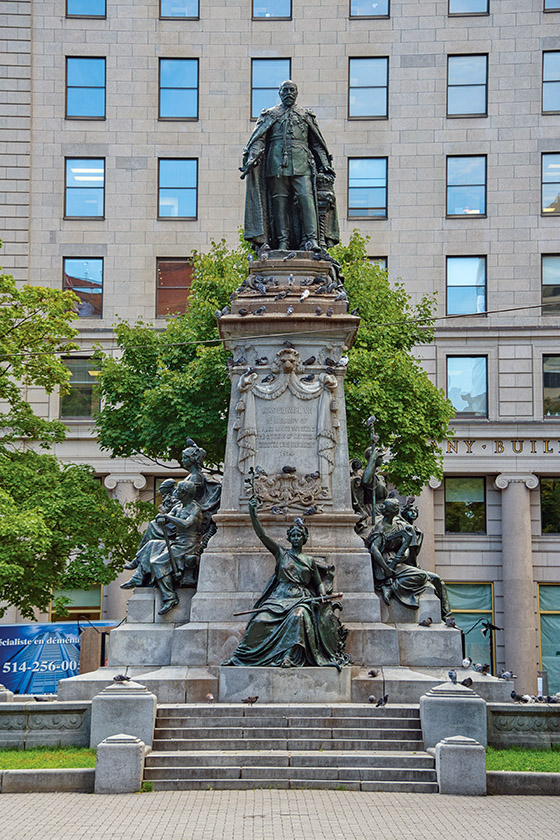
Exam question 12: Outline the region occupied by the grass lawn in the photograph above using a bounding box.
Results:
[0,746,96,770]
[486,745,560,773]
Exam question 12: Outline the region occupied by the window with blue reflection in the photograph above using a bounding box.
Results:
[542,255,560,314]
[447,256,486,315]
[160,0,199,17]
[545,0,560,9]
[449,0,488,13]
[251,58,291,118]
[447,55,487,116]
[447,356,488,418]
[158,159,197,218]
[348,158,387,218]
[543,52,560,113]
[542,153,560,214]
[63,258,103,318]
[349,58,388,118]
[445,479,486,533]
[253,0,291,18]
[447,156,486,216]
[543,356,560,417]
[66,58,105,119]
[67,0,105,15]
[65,159,105,218]
[159,59,198,119]
[350,0,389,16]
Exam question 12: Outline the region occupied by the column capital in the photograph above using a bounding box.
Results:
[494,473,539,491]
[104,474,147,491]
[428,477,442,490]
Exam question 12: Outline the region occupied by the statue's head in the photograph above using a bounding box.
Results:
[279,80,298,108]
[287,521,309,547]
[159,478,176,496]
[381,498,400,518]
[401,496,418,522]
[181,440,206,469]
[176,479,196,503]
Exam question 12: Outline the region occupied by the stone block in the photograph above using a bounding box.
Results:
[185,667,219,702]
[95,734,145,795]
[207,623,245,665]
[0,684,14,702]
[107,624,174,667]
[380,591,441,625]
[435,735,486,796]
[1,768,95,793]
[57,668,153,701]
[420,683,487,749]
[90,680,157,748]
[170,622,209,665]
[129,667,189,703]
[155,587,195,624]
[219,665,352,703]
[397,625,462,666]
[346,623,400,666]
[335,593,380,623]
[125,588,155,623]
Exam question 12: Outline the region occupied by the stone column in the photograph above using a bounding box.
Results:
[104,474,147,621]
[494,473,539,694]
[414,479,440,573]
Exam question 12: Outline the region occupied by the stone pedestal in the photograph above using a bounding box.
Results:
[103,474,147,621]
[95,734,146,795]
[219,665,352,703]
[89,680,157,748]
[435,735,486,796]
[0,683,14,702]
[420,682,487,748]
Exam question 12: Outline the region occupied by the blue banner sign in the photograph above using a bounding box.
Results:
[0,622,117,695]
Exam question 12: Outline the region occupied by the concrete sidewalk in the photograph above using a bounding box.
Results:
[0,790,557,840]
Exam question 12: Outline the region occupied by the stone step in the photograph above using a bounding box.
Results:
[145,765,437,782]
[156,703,420,719]
[153,726,421,740]
[147,778,439,792]
[154,715,419,730]
[151,737,424,751]
[145,750,435,769]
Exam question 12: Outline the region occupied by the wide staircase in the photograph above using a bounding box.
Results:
[144,703,438,792]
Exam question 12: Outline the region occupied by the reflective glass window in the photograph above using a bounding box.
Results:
[253,0,291,17]
[544,0,560,10]
[447,55,487,116]
[348,158,387,218]
[66,58,105,119]
[160,0,199,17]
[542,255,560,314]
[544,355,560,417]
[349,58,388,118]
[446,256,486,314]
[60,358,100,419]
[449,0,488,13]
[542,153,560,214]
[539,584,560,694]
[446,583,494,667]
[543,52,560,113]
[447,355,488,417]
[63,257,103,318]
[541,480,560,533]
[444,477,486,533]
[350,0,389,15]
[156,258,193,317]
[158,159,197,218]
[67,0,105,15]
[159,59,198,119]
[447,156,486,216]
[65,158,105,218]
[251,58,291,118]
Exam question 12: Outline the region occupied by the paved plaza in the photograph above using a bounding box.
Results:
[0,790,557,840]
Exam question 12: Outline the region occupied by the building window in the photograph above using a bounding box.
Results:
[444,478,486,533]
[541,479,560,533]
[63,257,103,318]
[446,256,486,315]
[51,586,102,622]
[64,158,105,218]
[60,358,100,419]
[447,356,488,417]
[370,257,387,270]
[158,159,197,219]
[447,55,487,116]
[159,59,198,119]
[251,58,291,118]
[544,355,560,417]
[253,0,291,18]
[446,156,486,216]
[66,58,105,119]
[446,583,495,667]
[539,584,560,694]
[542,255,560,314]
[67,0,106,15]
[350,0,389,16]
[449,0,488,13]
[348,158,387,218]
[156,258,193,317]
[544,0,560,10]
[543,52,560,114]
[160,0,199,17]
[542,153,560,214]
[349,58,388,118]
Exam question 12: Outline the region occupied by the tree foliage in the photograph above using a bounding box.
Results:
[0,248,147,617]
[95,233,454,491]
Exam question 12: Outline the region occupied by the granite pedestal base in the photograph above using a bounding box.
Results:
[219,665,352,703]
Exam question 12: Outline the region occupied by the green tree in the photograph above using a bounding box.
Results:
[95,233,454,491]
[0,250,148,618]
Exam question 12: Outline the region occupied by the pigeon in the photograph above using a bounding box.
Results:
[247,254,254,263]
[288,274,295,286]
[282,251,297,261]
[546,695,559,704]
[242,695,259,705]
[301,373,315,383]
[337,355,349,367]
[324,357,337,368]
[312,250,326,261]
[351,308,359,316]
[238,308,249,317]
[303,505,318,516]
[448,669,457,685]
[335,290,348,301]
[286,305,294,316]
[301,277,314,286]
[282,465,297,473]
[462,656,473,669]
[497,670,517,680]
[294,517,305,527]
[258,244,270,260]
[326,307,334,317]
[300,289,310,302]
[445,616,457,628]
[511,690,527,703]
[254,280,267,295]
[221,305,230,316]
[254,465,268,476]
[314,283,329,295]
[312,275,328,285]
[461,677,473,688]
[274,290,288,300]
[243,366,256,377]
[368,695,376,704]
[214,309,223,319]
[418,617,433,627]
[376,694,388,707]
[474,663,490,675]
[368,669,380,678]
[112,674,131,683]
[255,356,268,366]
[270,505,287,515]
[261,373,275,383]
[303,356,316,366]
[304,471,320,481]
[252,306,266,316]
[326,367,336,375]
[315,306,323,315]
[206,692,215,703]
